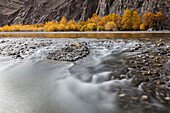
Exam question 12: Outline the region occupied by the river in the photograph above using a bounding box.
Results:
[0,33,169,113]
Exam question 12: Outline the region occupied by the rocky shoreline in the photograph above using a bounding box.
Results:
[116,39,170,113]
[0,38,169,113]
[47,43,90,61]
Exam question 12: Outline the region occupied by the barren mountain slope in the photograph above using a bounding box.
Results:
[0,0,28,26]
[0,0,169,28]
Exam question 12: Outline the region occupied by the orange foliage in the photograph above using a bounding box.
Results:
[97,26,103,31]
[60,16,67,25]
[140,24,146,31]
[155,12,164,29]
[122,9,141,30]
[86,23,97,31]
[67,20,79,31]
[142,12,155,29]
[0,10,165,32]
[89,14,101,24]
[104,22,118,31]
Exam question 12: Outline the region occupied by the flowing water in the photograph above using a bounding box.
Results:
[0,33,169,113]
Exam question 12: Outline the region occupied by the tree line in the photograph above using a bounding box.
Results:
[0,9,165,32]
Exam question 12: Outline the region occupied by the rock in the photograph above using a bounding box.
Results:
[147,28,153,31]
[156,81,166,85]
[111,76,116,80]
[118,94,126,98]
[0,40,5,43]
[47,43,90,61]
[120,75,126,79]
[123,104,129,109]
[141,95,148,100]
[164,97,170,101]
[131,97,138,101]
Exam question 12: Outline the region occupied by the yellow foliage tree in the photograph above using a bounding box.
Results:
[86,23,97,31]
[122,9,141,30]
[80,25,87,31]
[97,15,109,26]
[132,11,141,30]
[58,24,66,31]
[0,27,3,31]
[142,12,155,29]
[67,20,78,31]
[121,9,133,30]
[104,22,118,31]
[140,24,146,31]
[2,25,11,31]
[90,14,101,24]
[60,16,67,25]
[155,12,164,30]
[97,26,103,31]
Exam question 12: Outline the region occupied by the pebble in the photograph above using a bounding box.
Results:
[131,97,138,100]
[164,97,170,101]
[120,75,126,79]
[111,76,115,80]
[118,94,126,97]
[141,95,148,100]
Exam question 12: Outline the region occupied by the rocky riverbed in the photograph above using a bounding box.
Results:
[0,37,169,113]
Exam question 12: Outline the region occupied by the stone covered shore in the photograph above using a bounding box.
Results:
[0,37,169,113]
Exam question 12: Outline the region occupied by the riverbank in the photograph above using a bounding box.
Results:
[0,31,170,38]
[0,37,169,113]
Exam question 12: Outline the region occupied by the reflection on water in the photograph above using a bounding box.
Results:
[0,32,169,38]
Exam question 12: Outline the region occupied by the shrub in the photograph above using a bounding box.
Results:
[10,25,20,31]
[86,23,97,31]
[58,24,66,31]
[104,22,118,31]
[37,23,44,27]
[78,21,87,26]
[44,25,58,31]
[97,26,103,31]
[80,25,87,31]
[140,24,146,31]
[60,16,67,25]
[2,25,11,31]
[0,27,3,31]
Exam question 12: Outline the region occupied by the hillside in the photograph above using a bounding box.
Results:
[0,0,169,29]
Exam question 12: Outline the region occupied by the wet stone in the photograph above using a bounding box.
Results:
[47,43,90,62]
[141,95,148,100]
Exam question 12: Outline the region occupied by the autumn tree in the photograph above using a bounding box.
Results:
[110,14,122,30]
[121,9,133,30]
[140,24,146,31]
[122,9,141,30]
[78,21,87,26]
[155,12,164,30]
[97,15,109,26]
[67,20,78,31]
[97,26,103,31]
[60,16,67,25]
[80,25,87,31]
[132,11,141,30]
[90,14,101,24]
[58,24,66,31]
[86,23,97,31]
[104,22,118,31]
[142,12,155,30]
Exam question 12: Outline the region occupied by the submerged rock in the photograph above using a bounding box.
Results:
[47,43,90,61]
